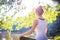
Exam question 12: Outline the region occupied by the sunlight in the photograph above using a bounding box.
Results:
[5,0,58,20]
[39,0,58,6]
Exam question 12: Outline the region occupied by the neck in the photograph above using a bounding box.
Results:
[38,15,43,18]
[38,16,45,20]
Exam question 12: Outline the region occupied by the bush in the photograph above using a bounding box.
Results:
[54,36,60,40]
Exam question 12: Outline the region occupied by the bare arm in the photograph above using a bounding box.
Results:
[20,20,38,36]
[46,24,48,34]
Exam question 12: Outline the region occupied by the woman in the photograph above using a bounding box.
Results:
[20,6,48,40]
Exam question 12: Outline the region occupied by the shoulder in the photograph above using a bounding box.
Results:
[33,19,38,25]
[44,20,48,25]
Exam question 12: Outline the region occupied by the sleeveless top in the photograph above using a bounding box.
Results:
[35,18,48,40]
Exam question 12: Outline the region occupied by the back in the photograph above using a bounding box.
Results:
[35,18,48,40]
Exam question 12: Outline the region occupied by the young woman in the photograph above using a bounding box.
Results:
[19,6,48,40]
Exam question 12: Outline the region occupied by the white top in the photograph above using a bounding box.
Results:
[35,18,47,38]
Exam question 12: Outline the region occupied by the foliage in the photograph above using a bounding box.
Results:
[0,16,13,31]
[54,36,60,40]
[57,4,60,11]
[43,5,59,23]
[0,0,59,31]
[16,10,37,30]
[15,6,59,30]
[0,0,7,6]
[0,5,59,31]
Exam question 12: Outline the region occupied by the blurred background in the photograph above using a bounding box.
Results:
[0,0,60,40]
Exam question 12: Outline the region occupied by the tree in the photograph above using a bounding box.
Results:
[48,0,60,37]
